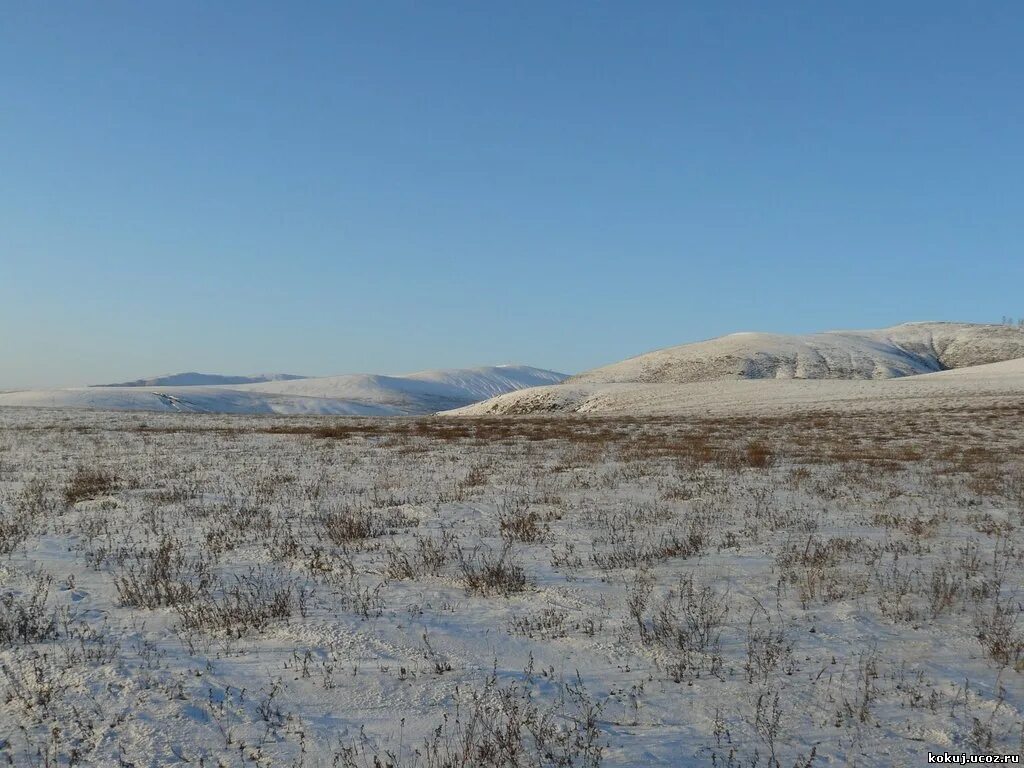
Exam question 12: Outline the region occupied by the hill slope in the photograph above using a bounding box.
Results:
[570,323,1024,385]
[1,365,567,416]
[447,358,1024,418]
[0,388,397,415]
[237,365,567,411]
[448,323,1024,417]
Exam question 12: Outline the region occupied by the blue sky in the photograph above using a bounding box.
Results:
[2,2,1022,387]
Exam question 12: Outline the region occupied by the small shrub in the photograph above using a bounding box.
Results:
[630,574,731,681]
[385,532,453,580]
[458,543,529,596]
[743,440,773,469]
[114,536,212,609]
[0,573,59,647]
[337,669,604,768]
[977,597,1024,669]
[591,525,705,570]
[499,506,546,544]
[176,568,301,636]
[63,467,117,505]
[320,504,417,545]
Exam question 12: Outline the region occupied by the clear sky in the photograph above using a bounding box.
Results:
[2,2,1022,387]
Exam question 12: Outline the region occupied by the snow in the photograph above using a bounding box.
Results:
[94,372,307,387]
[1,403,1021,766]
[571,322,1024,385]
[916,355,1024,380]
[0,386,400,415]
[236,365,568,409]
[447,365,1024,418]
[452,323,1024,416]
[2,324,1022,764]
[0,365,568,416]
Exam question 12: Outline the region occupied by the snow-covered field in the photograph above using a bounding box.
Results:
[1,402,1021,766]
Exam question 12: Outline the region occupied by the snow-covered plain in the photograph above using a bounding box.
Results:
[2,325,1023,766]
[0,365,567,416]
[1,398,1022,766]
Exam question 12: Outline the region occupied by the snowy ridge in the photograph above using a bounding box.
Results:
[0,365,568,415]
[447,358,1024,417]
[236,365,567,410]
[570,322,1024,385]
[93,372,307,387]
[448,323,1024,417]
[0,387,398,415]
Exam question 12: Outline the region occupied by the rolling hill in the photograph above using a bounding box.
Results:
[235,365,567,411]
[448,323,1024,416]
[0,365,567,415]
[93,372,307,387]
[569,322,1024,385]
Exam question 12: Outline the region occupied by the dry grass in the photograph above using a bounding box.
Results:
[1,403,1022,765]
[63,467,118,505]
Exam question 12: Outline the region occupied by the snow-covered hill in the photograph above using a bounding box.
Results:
[0,365,568,416]
[236,365,567,411]
[93,372,307,387]
[570,322,1024,385]
[0,387,399,415]
[447,358,1024,417]
[448,323,1024,417]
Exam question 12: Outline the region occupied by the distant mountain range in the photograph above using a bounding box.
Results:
[92,372,307,387]
[5,322,1023,418]
[1,365,567,415]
